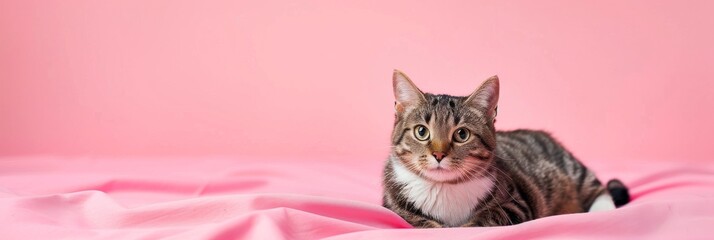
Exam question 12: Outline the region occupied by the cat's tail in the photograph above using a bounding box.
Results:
[606,179,630,207]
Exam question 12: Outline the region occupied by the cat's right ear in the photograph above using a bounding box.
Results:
[465,75,499,120]
[393,69,426,113]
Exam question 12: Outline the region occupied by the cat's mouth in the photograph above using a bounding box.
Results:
[425,165,457,173]
[427,167,449,173]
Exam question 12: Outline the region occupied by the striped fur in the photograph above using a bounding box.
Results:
[382,70,627,227]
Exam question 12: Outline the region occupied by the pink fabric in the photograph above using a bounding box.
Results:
[2,156,713,239]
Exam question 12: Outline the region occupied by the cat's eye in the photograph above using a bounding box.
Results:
[453,128,470,143]
[414,125,430,141]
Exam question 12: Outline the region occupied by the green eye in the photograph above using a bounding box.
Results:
[453,128,470,143]
[414,125,430,141]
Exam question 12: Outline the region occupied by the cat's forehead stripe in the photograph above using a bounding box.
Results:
[424,112,432,124]
[422,94,461,127]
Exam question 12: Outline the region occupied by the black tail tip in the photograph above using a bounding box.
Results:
[607,179,630,207]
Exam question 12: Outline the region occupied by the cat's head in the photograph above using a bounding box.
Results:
[390,70,499,183]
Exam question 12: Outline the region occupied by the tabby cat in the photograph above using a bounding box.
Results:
[382,70,629,228]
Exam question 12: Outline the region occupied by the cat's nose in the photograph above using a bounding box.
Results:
[432,152,445,162]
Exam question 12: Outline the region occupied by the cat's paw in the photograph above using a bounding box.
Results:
[413,219,444,228]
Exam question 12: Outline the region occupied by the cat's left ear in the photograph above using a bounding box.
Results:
[465,75,499,120]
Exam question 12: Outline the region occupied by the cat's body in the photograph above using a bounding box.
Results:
[382,71,629,228]
[384,129,609,227]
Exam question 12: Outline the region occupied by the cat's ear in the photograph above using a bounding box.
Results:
[465,75,499,120]
[393,69,426,113]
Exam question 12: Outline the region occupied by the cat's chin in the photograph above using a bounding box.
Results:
[421,168,464,183]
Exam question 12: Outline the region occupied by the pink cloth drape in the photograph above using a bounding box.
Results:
[2,156,712,239]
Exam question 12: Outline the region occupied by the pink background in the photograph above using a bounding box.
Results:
[2,1,713,164]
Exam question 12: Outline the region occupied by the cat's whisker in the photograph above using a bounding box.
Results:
[477,164,520,206]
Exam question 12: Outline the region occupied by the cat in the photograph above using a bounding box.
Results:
[382,70,630,228]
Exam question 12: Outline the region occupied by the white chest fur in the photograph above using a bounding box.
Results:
[392,161,495,227]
